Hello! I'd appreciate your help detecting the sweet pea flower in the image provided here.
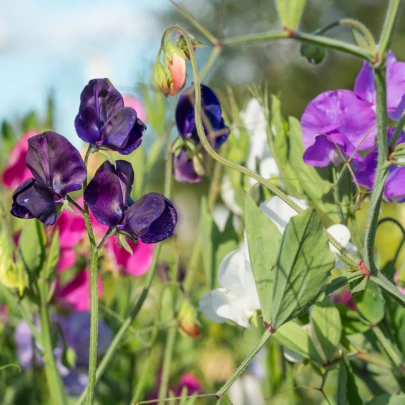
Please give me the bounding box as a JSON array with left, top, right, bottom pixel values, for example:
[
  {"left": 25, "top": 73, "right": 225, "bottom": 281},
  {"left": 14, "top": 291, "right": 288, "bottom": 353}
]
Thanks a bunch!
[
  {"left": 84, "top": 160, "right": 177, "bottom": 243},
  {"left": 354, "top": 128, "right": 405, "bottom": 202},
  {"left": 2, "top": 130, "right": 38, "bottom": 189},
  {"left": 199, "top": 248, "right": 260, "bottom": 328},
  {"left": 75, "top": 78, "right": 146, "bottom": 155},
  {"left": 15, "top": 312, "right": 112, "bottom": 396},
  {"left": 105, "top": 236, "right": 154, "bottom": 277},
  {"left": 168, "top": 52, "right": 187, "bottom": 96},
  {"left": 173, "top": 85, "right": 230, "bottom": 183},
  {"left": 301, "top": 50, "right": 405, "bottom": 168},
  {"left": 55, "top": 269, "right": 103, "bottom": 312},
  {"left": 229, "top": 374, "right": 265, "bottom": 405},
  {"left": 11, "top": 132, "right": 86, "bottom": 225},
  {"left": 174, "top": 373, "right": 202, "bottom": 397}
]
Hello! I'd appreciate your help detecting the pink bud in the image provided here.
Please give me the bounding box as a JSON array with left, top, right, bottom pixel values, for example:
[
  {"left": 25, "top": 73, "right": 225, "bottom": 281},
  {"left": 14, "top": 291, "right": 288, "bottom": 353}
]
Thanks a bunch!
[{"left": 168, "top": 52, "right": 187, "bottom": 96}]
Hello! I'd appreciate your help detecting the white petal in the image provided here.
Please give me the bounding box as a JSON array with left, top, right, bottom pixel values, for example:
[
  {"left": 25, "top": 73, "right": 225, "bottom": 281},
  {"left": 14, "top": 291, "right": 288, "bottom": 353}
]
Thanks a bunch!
[
  {"left": 259, "top": 157, "right": 280, "bottom": 179},
  {"left": 218, "top": 249, "right": 247, "bottom": 296},
  {"left": 327, "top": 224, "right": 351, "bottom": 253},
  {"left": 212, "top": 204, "right": 230, "bottom": 232},
  {"left": 199, "top": 289, "right": 228, "bottom": 324},
  {"left": 221, "top": 176, "right": 243, "bottom": 216},
  {"left": 259, "top": 196, "right": 308, "bottom": 233},
  {"left": 283, "top": 348, "right": 304, "bottom": 363},
  {"left": 229, "top": 375, "right": 265, "bottom": 405}
]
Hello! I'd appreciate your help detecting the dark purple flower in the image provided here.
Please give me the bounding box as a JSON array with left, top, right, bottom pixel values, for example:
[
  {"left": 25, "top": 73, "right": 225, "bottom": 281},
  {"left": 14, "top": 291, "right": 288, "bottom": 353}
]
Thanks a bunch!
[
  {"left": 75, "top": 78, "right": 146, "bottom": 155},
  {"left": 84, "top": 160, "right": 177, "bottom": 243},
  {"left": 15, "top": 312, "right": 112, "bottom": 396},
  {"left": 11, "top": 132, "right": 86, "bottom": 225},
  {"left": 354, "top": 128, "right": 405, "bottom": 202},
  {"left": 173, "top": 85, "right": 230, "bottom": 183},
  {"left": 301, "top": 50, "right": 405, "bottom": 167}
]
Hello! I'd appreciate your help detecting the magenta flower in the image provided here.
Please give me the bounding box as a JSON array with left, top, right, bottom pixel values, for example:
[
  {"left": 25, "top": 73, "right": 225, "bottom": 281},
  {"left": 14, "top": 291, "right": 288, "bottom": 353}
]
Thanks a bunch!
[
  {"left": 75, "top": 79, "right": 146, "bottom": 155},
  {"left": 301, "top": 50, "right": 405, "bottom": 167},
  {"left": 84, "top": 160, "right": 177, "bottom": 244},
  {"left": 2, "top": 130, "right": 38, "bottom": 189},
  {"left": 174, "top": 373, "right": 202, "bottom": 396},
  {"left": 354, "top": 128, "right": 405, "bottom": 202},
  {"left": 123, "top": 94, "right": 147, "bottom": 122},
  {"left": 55, "top": 269, "right": 103, "bottom": 312},
  {"left": 105, "top": 236, "right": 155, "bottom": 277},
  {"left": 173, "top": 84, "right": 230, "bottom": 183},
  {"left": 10, "top": 132, "right": 87, "bottom": 225}
]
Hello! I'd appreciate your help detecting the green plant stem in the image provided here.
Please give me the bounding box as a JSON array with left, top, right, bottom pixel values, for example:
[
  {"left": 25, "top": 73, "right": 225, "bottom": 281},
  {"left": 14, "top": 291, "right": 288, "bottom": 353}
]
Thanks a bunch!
[
  {"left": 168, "top": 24, "right": 358, "bottom": 267},
  {"left": 216, "top": 329, "right": 273, "bottom": 402},
  {"left": 363, "top": 69, "right": 389, "bottom": 274},
  {"left": 377, "top": 0, "right": 403, "bottom": 66},
  {"left": 222, "top": 30, "right": 374, "bottom": 61},
  {"left": 370, "top": 271, "right": 405, "bottom": 305},
  {"left": 199, "top": 46, "right": 222, "bottom": 82},
  {"left": 77, "top": 117, "right": 174, "bottom": 405},
  {"left": 38, "top": 281, "right": 67, "bottom": 405},
  {"left": 389, "top": 113, "right": 405, "bottom": 147},
  {"left": 339, "top": 19, "right": 376, "bottom": 51}
]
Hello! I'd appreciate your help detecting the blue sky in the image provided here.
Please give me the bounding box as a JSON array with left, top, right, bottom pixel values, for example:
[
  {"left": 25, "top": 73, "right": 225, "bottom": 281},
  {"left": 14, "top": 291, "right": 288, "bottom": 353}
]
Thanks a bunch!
[{"left": 0, "top": 0, "right": 169, "bottom": 145}]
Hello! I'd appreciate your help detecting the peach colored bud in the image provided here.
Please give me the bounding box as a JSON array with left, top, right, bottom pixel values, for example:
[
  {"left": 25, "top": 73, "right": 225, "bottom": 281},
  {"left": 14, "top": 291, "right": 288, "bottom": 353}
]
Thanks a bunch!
[
  {"left": 154, "top": 62, "right": 171, "bottom": 97},
  {"left": 168, "top": 52, "right": 186, "bottom": 96}
]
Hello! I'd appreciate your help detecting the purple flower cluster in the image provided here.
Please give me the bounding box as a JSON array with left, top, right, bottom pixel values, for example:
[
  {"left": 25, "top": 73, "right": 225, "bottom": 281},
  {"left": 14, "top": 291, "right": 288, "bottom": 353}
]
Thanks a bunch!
[
  {"left": 301, "top": 51, "right": 405, "bottom": 201},
  {"left": 173, "top": 84, "right": 230, "bottom": 183},
  {"left": 10, "top": 78, "right": 177, "bottom": 243}
]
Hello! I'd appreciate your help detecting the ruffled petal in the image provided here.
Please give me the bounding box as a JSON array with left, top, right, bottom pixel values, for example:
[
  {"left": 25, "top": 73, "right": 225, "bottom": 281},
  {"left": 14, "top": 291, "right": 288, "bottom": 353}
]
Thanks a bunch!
[
  {"left": 118, "top": 192, "right": 177, "bottom": 243},
  {"left": 301, "top": 90, "right": 376, "bottom": 153},
  {"left": 119, "top": 118, "right": 146, "bottom": 155},
  {"left": 11, "top": 179, "right": 57, "bottom": 225},
  {"left": 259, "top": 196, "right": 308, "bottom": 233},
  {"left": 99, "top": 107, "right": 136, "bottom": 150},
  {"left": 74, "top": 78, "right": 124, "bottom": 144},
  {"left": 354, "top": 61, "right": 375, "bottom": 105},
  {"left": 26, "top": 132, "right": 86, "bottom": 195},
  {"left": 84, "top": 161, "right": 126, "bottom": 226},
  {"left": 386, "top": 51, "right": 405, "bottom": 121}
]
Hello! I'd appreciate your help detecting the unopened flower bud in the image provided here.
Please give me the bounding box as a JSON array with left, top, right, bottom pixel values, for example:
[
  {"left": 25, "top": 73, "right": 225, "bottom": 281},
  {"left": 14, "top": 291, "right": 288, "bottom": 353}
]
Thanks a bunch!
[
  {"left": 178, "top": 300, "right": 201, "bottom": 339},
  {"left": 176, "top": 34, "right": 204, "bottom": 60},
  {"left": 168, "top": 52, "right": 187, "bottom": 96},
  {"left": 154, "top": 61, "right": 171, "bottom": 97},
  {"left": 62, "top": 346, "right": 77, "bottom": 369}
]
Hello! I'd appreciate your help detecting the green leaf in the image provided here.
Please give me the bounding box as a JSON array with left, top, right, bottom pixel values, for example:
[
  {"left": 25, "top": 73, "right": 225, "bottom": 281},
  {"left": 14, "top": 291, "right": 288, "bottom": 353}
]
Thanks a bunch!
[
  {"left": 355, "top": 282, "right": 385, "bottom": 325},
  {"left": 309, "top": 298, "right": 342, "bottom": 363},
  {"left": 22, "top": 111, "right": 39, "bottom": 132},
  {"left": 336, "top": 304, "right": 369, "bottom": 335},
  {"left": 352, "top": 29, "right": 373, "bottom": 53},
  {"left": 300, "top": 43, "right": 327, "bottom": 65},
  {"left": 273, "top": 321, "right": 311, "bottom": 360},
  {"left": 271, "top": 209, "right": 335, "bottom": 328},
  {"left": 338, "top": 355, "right": 362, "bottom": 405},
  {"left": 270, "top": 95, "right": 288, "bottom": 165},
  {"left": 44, "top": 230, "right": 60, "bottom": 280},
  {"left": 288, "top": 117, "right": 340, "bottom": 222},
  {"left": 118, "top": 233, "right": 133, "bottom": 255},
  {"left": 98, "top": 149, "right": 116, "bottom": 169},
  {"left": 1, "top": 121, "right": 15, "bottom": 142},
  {"left": 244, "top": 191, "right": 282, "bottom": 323},
  {"left": 18, "top": 220, "right": 46, "bottom": 275},
  {"left": 275, "top": 0, "right": 307, "bottom": 31},
  {"left": 366, "top": 394, "right": 405, "bottom": 405}
]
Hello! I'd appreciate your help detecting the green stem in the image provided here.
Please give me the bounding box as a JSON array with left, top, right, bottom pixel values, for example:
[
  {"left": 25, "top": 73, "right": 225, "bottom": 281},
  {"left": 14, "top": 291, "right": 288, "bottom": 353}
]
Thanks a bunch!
[
  {"left": 339, "top": 18, "right": 376, "bottom": 52},
  {"left": 389, "top": 113, "right": 405, "bottom": 147},
  {"left": 38, "top": 281, "right": 67, "bottom": 405},
  {"left": 370, "top": 271, "right": 405, "bottom": 306},
  {"left": 167, "top": 24, "right": 358, "bottom": 266},
  {"left": 363, "top": 69, "right": 389, "bottom": 273},
  {"left": 222, "top": 30, "right": 374, "bottom": 61},
  {"left": 377, "top": 0, "right": 403, "bottom": 66},
  {"left": 199, "top": 46, "right": 222, "bottom": 82},
  {"left": 216, "top": 329, "right": 273, "bottom": 402}
]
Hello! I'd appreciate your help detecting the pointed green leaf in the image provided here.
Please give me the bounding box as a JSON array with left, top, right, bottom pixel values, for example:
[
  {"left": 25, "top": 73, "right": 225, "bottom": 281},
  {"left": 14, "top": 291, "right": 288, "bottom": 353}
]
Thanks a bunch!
[
  {"left": 22, "top": 111, "right": 39, "bottom": 132},
  {"left": 288, "top": 117, "right": 341, "bottom": 222},
  {"left": 273, "top": 321, "right": 311, "bottom": 360},
  {"left": 336, "top": 304, "right": 369, "bottom": 335},
  {"left": 118, "top": 233, "right": 133, "bottom": 255},
  {"left": 44, "top": 230, "right": 60, "bottom": 280},
  {"left": 244, "top": 191, "right": 282, "bottom": 323},
  {"left": 338, "top": 355, "right": 362, "bottom": 405},
  {"left": 366, "top": 394, "right": 405, "bottom": 405},
  {"left": 271, "top": 209, "right": 335, "bottom": 328},
  {"left": 275, "top": 0, "right": 307, "bottom": 31},
  {"left": 18, "top": 220, "right": 46, "bottom": 275},
  {"left": 309, "top": 298, "right": 342, "bottom": 363},
  {"left": 355, "top": 282, "right": 385, "bottom": 325},
  {"left": 270, "top": 95, "right": 288, "bottom": 165}
]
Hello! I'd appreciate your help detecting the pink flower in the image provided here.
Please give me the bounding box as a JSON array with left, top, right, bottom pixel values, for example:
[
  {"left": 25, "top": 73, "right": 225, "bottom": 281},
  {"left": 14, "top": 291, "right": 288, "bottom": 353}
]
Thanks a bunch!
[
  {"left": 105, "top": 236, "right": 154, "bottom": 277},
  {"left": 55, "top": 269, "right": 103, "bottom": 312},
  {"left": 2, "top": 130, "right": 38, "bottom": 188},
  {"left": 174, "top": 373, "right": 202, "bottom": 396},
  {"left": 123, "top": 95, "right": 147, "bottom": 122},
  {"left": 168, "top": 53, "right": 187, "bottom": 96},
  {"left": 331, "top": 290, "right": 357, "bottom": 312}
]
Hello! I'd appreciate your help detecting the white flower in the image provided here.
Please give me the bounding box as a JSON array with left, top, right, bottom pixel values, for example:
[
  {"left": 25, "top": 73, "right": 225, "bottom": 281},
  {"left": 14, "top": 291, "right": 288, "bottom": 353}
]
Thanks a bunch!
[
  {"left": 220, "top": 175, "right": 243, "bottom": 216},
  {"left": 199, "top": 249, "right": 260, "bottom": 328}
]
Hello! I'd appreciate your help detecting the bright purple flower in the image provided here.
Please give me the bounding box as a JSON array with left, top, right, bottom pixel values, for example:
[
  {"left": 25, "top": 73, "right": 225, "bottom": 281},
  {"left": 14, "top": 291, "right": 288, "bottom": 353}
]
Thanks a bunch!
[
  {"left": 173, "top": 85, "right": 230, "bottom": 183},
  {"left": 84, "top": 160, "right": 177, "bottom": 243},
  {"left": 2, "top": 131, "right": 38, "bottom": 189},
  {"left": 105, "top": 236, "right": 155, "bottom": 277},
  {"left": 15, "top": 312, "right": 112, "bottom": 396},
  {"left": 354, "top": 128, "right": 405, "bottom": 202},
  {"left": 174, "top": 373, "right": 202, "bottom": 396},
  {"left": 301, "top": 90, "right": 376, "bottom": 167},
  {"left": 10, "top": 132, "right": 87, "bottom": 225},
  {"left": 355, "top": 51, "right": 405, "bottom": 121},
  {"left": 75, "top": 78, "right": 146, "bottom": 155}
]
